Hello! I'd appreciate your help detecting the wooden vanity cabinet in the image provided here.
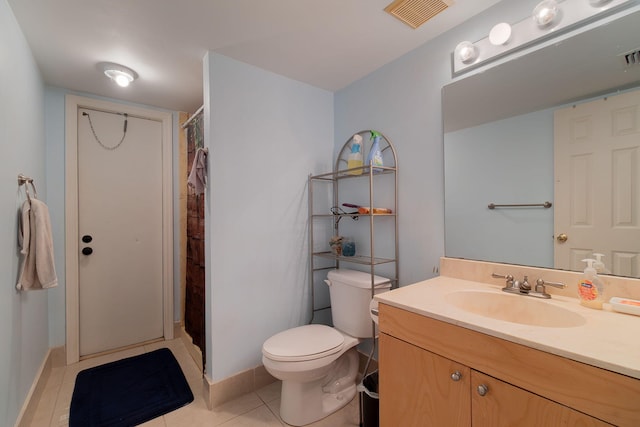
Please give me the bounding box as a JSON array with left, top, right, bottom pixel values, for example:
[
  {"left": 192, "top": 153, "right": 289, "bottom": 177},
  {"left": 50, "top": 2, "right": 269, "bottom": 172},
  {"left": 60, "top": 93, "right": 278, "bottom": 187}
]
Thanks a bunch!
[
  {"left": 379, "top": 303, "right": 640, "bottom": 426},
  {"left": 380, "top": 334, "right": 610, "bottom": 427},
  {"left": 379, "top": 333, "right": 471, "bottom": 426},
  {"left": 470, "top": 371, "right": 611, "bottom": 427}
]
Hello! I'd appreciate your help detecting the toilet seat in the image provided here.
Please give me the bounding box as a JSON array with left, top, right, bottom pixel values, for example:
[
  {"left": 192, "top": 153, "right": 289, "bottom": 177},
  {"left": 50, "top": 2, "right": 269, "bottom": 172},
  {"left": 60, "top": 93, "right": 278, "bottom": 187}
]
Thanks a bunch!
[{"left": 262, "top": 324, "right": 344, "bottom": 362}]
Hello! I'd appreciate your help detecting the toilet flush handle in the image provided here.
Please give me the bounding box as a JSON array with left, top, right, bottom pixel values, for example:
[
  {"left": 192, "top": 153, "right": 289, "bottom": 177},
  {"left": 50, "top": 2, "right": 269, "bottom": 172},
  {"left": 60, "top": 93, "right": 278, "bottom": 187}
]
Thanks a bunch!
[{"left": 324, "top": 280, "right": 332, "bottom": 287}]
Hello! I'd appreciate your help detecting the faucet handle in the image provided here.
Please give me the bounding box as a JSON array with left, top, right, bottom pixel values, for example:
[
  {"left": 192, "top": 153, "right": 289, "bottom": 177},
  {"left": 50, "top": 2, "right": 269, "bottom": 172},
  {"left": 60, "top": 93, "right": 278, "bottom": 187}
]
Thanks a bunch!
[
  {"left": 535, "top": 278, "right": 566, "bottom": 295},
  {"left": 520, "top": 275, "right": 531, "bottom": 291},
  {"left": 492, "top": 273, "right": 516, "bottom": 290},
  {"left": 492, "top": 273, "right": 514, "bottom": 283},
  {"left": 535, "top": 278, "right": 566, "bottom": 290}
]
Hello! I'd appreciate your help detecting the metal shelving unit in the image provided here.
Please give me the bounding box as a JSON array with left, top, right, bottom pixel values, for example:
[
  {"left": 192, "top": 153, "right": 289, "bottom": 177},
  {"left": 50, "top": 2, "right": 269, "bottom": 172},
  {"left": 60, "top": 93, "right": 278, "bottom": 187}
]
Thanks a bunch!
[{"left": 308, "top": 130, "right": 399, "bottom": 325}]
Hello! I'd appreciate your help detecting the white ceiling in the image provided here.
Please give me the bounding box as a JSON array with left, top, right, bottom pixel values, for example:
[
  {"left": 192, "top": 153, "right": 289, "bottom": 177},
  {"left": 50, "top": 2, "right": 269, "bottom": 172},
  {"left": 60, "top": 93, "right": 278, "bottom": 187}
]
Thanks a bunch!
[{"left": 8, "top": 0, "right": 502, "bottom": 112}]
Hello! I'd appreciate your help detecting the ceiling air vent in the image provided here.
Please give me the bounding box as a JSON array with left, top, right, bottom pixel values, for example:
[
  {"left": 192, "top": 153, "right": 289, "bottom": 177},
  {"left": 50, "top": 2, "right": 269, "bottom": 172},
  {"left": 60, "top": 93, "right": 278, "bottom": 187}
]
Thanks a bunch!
[
  {"left": 384, "top": 0, "right": 454, "bottom": 29},
  {"left": 621, "top": 48, "right": 640, "bottom": 66}
]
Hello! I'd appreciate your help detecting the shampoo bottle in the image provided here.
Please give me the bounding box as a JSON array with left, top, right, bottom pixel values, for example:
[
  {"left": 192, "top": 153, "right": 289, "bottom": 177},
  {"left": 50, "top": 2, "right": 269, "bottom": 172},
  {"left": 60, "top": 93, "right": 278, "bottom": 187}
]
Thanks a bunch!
[
  {"left": 367, "top": 130, "right": 384, "bottom": 173},
  {"left": 578, "top": 259, "right": 605, "bottom": 309},
  {"left": 347, "top": 134, "right": 363, "bottom": 175}
]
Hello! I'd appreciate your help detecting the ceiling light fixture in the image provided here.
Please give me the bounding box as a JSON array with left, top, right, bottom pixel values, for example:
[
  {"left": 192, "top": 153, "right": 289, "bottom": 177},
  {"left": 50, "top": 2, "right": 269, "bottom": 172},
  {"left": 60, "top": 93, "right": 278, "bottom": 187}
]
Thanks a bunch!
[{"left": 100, "top": 62, "right": 138, "bottom": 87}]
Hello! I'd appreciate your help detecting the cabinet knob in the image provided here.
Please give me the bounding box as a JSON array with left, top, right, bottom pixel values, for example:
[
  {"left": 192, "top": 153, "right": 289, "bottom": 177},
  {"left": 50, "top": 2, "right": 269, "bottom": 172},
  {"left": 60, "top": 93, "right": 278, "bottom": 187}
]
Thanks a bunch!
[
  {"left": 450, "top": 371, "right": 462, "bottom": 381},
  {"left": 477, "top": 384, "right": 489, "bottom": 396}
]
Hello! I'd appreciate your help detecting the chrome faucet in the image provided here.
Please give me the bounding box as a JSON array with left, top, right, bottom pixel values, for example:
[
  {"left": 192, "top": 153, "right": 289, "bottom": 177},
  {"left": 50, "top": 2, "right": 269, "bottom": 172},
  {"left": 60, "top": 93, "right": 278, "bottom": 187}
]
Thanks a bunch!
[
  {"left": 492, "top": 273, "right": 565, "bottom": 299},
  {"left": 492, "top": 273, "right": 522, "bottom": 294}
]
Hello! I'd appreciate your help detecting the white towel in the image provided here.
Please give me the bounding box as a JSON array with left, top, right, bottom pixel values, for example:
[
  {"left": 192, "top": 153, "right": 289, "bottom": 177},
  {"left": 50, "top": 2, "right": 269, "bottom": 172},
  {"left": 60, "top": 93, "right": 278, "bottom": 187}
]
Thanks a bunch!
[
  {"left": 17, "top": 198, "right": 58, "bottom": 290},
  {"left": 187, "top": 147, "right": 208, "bottom": 195}
]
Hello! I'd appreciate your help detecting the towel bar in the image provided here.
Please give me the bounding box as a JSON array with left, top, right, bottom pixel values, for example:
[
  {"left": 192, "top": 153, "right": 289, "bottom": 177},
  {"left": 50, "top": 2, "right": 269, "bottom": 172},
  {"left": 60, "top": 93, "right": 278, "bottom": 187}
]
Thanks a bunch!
[{"left": 488, "top": 201, "right": 552, "bottom": 209}]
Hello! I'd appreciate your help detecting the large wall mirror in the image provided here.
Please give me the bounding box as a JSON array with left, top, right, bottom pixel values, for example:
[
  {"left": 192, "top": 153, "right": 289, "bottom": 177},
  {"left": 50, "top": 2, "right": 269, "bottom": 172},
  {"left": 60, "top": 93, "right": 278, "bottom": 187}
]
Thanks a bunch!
[{"left": 443, "top": 8, "right": 640, "bottom": 278}]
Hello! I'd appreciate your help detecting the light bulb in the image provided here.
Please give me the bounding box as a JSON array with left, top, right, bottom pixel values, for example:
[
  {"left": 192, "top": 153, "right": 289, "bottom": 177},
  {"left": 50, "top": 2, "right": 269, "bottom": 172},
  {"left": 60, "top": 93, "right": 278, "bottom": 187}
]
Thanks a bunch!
[
  {"left": 455, "top": 41, "right": 478, "bottom": 64},
  {"left": 114, "top": 74, "right": 131, "bottom": 87},
  {"left": 533, "top": 0, "right": 559, "bottom": 28}
]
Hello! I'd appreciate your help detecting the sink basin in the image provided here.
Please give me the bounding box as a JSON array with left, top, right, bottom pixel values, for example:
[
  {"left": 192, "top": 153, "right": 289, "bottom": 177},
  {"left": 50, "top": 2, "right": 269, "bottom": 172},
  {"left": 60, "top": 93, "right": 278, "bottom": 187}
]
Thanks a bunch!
[{"left": 444, "top": 290, "right": 586, "bottom": 328}]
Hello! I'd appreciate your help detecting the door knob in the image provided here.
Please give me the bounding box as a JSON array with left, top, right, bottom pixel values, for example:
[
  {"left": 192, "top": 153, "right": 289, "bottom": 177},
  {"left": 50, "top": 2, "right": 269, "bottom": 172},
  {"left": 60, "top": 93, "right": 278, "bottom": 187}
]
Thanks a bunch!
[
  {"left": 477, "top": 384, "right": 489, "bottom": 396},
  {"left": 82, "top": 235, "right": 93, "bottom": 243},
  {"left": 82, "top": 247, "right": 93, "bottom": 256},
  {"left": 556, "top": 233, "right": 568, "bottom": 243}
]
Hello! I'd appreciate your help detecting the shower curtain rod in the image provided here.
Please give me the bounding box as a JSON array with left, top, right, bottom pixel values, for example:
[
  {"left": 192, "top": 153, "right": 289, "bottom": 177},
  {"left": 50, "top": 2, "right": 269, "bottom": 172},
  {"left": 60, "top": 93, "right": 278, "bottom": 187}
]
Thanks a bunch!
[{"left": 181, "top": 105, "right": 204, "bottom": 129}]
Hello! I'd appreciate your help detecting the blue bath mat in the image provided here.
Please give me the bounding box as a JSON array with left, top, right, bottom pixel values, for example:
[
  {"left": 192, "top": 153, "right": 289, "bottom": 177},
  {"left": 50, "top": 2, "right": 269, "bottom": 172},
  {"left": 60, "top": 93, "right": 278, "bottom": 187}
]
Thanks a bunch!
[{"left": 69, "top": 348, "right": 194, "bottom": 427}]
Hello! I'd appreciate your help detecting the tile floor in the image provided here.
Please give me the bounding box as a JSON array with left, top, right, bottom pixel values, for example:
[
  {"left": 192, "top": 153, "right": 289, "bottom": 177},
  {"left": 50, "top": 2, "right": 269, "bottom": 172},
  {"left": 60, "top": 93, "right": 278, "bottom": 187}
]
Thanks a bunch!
[{"left": 28, "top": 338, "right": 361, "bottom": 426}]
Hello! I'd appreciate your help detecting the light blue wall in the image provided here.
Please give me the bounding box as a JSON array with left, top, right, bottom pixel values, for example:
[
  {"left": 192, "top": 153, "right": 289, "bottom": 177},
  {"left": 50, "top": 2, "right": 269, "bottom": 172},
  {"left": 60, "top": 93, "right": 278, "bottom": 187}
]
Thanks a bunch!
[
  {"left": 204, "top": 53, "right": 334, "bottom": 380},
  {"left": 200, "top": 0, "right": 540, "bottom": 381},
  {"left": 334, "top": 47, "right": 447, "bottom": 285},
  {"left": 0, "top": 1, "right": 49, "bottom": 425},
  {"left": 334, "top": 0, "right": 534, "bottom": 285},
  {"left": 445, "top": 109, "right": 555, "bottom": 267}
]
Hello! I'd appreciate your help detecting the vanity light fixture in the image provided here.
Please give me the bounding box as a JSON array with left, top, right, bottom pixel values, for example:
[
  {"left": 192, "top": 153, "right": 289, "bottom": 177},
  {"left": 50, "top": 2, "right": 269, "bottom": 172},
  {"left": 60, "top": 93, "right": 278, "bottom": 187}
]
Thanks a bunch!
[
  {"left": 452, "top": 0, "right": 632, "bottom": 75},
  {"left": 455, "top": 41, "right": 478, "bottom": 63},
  {"left": 100, "top": 62, "right": 138, "bottom": 88},
  {"left": 533, "top": 0, "right": 560, "bottom": 28},
  {"left": 489, "top": 23, "right": 512, "bottom": 45}
]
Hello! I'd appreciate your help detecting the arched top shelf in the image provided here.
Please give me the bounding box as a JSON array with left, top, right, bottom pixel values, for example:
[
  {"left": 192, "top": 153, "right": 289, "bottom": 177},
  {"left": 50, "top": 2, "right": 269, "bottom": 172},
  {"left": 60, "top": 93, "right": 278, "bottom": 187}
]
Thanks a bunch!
[
  {"left": 334, "top": 130, "right": 397, "bottom": 176},
  {"left": 307, "top": 128, "right": 399, "bottom": 331}
]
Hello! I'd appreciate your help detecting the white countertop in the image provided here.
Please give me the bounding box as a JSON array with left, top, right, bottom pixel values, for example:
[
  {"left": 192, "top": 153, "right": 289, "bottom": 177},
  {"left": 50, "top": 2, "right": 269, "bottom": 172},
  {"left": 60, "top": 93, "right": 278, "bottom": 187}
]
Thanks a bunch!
[{"left": 375, "top": 276, "right": 640, "bottom": 379}]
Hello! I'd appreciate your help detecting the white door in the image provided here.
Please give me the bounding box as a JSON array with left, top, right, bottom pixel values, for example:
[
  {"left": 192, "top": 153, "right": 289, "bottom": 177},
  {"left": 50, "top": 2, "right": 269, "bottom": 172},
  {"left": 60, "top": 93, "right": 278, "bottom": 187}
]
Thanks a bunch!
[
  {"left": 554, "top": 89, "right": 640, "bottom": 277},
  {"left": 77, "top": 108, "right": 164, "bottom": 356}
]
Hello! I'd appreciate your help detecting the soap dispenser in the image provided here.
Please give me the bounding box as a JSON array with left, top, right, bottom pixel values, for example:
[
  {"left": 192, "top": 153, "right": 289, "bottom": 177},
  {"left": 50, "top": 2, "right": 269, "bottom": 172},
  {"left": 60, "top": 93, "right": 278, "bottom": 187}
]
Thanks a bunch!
[
  {"left": 578, "top": 259, "right": 605, "bottom": 309},
  {"left": 592, "top": 253, "right": 611, "bottom": 274}
]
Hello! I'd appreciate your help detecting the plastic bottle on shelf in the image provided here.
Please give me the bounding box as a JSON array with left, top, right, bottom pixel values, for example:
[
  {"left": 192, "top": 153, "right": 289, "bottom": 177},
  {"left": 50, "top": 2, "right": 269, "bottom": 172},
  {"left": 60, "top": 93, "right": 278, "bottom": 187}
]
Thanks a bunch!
[
  {"left": 341, "top": 238, "right": 356, "bottom": 256},
  {"left": 367, "top": 130, "right": 384, "bottom": 173},
  {"left": 578, "top": 259, "right": 605, "bottom": 310},
  {"left": 347, "top": 134, "right": 363, "bottom": 175},
  {"left": 592, "top": 253, "right": 611, "bottom": 274}
]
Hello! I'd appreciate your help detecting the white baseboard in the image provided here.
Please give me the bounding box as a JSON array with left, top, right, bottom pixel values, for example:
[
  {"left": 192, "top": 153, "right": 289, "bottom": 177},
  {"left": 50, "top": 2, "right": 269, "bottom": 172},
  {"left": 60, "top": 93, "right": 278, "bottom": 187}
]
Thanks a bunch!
[
  {"left": 178, "top": 324, "right": 204, "bottom": 372},
  {"left": 202, "top": 349, "right": 375, "bottom": 410},
  {"left": 203, "top": 364, "right": 276, "bottom": 409}
]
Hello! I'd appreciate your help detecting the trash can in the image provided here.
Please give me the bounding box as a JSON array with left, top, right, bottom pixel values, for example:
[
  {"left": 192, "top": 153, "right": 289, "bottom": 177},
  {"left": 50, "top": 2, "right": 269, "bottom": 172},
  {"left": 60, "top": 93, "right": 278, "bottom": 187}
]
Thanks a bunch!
[{"left": 358, "top": 371, "right": 379, "bottom": 427}]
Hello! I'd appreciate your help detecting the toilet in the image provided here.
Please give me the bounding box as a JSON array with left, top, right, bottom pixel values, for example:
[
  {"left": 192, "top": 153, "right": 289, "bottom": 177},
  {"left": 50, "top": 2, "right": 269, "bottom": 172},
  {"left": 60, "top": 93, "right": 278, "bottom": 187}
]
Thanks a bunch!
[{"left": 262, "top": 269, "right": 391, "bottom": 426}]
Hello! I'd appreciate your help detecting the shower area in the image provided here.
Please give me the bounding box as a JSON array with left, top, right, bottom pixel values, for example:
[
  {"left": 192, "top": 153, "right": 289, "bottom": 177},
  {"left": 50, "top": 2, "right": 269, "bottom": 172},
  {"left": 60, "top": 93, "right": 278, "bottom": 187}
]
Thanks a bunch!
[{"left": 181, "top": 108, "right": 206, "bottom": 371}]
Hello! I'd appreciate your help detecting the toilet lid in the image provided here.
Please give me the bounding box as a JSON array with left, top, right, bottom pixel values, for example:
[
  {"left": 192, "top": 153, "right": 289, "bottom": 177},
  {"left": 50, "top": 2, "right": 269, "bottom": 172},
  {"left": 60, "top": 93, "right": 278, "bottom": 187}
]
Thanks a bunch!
[{"left": 262, "top": 324, "right": 344, "bottom": 362}]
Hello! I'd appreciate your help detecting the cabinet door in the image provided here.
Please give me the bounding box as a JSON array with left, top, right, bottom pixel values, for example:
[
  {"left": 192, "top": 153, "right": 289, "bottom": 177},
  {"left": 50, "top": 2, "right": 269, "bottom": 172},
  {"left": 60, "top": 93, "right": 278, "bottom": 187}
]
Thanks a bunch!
[
  {"left": 379, "top": 333, "right": 471, "bottom": 427},
  {"left": 471, "top": 371, "right": 613, "bottom": 427}
]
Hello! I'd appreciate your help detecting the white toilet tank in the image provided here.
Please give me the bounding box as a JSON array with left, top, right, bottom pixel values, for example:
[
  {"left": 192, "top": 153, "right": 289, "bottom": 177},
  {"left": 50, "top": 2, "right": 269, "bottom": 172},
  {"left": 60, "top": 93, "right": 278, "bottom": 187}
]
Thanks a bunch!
[{"left": 325, "top": 269, "right": 392, "bottom": 338}]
